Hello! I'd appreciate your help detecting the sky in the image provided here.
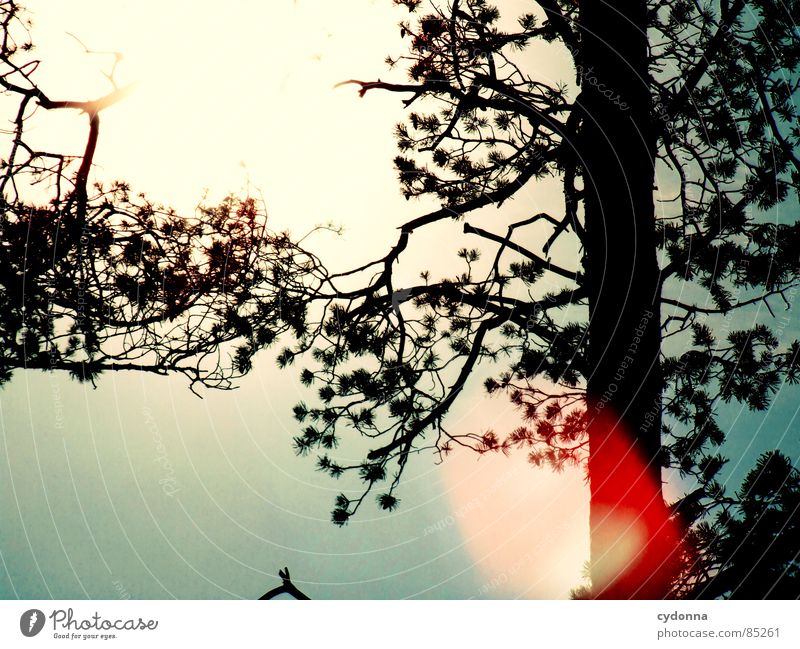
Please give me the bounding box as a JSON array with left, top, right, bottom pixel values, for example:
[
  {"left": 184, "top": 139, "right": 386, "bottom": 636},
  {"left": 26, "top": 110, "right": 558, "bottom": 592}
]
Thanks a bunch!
[
  {"left": 0, "top": 0, "right": 591, "bottom": 599},
  {"left": 0, "top": 0, "right": 797, "bottom": 601}
]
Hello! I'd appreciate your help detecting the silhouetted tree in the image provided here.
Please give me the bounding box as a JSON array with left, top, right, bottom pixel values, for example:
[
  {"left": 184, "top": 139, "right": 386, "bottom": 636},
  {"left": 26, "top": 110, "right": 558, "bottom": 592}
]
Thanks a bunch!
[
  {"left": 0, "top": 1, "right": 320, "bottom": 391},
  {"left": 678, "top": 450, "right": 800, "bottom": 598},
  {"left": 275, "top": 0, "right": 800, "bottom": 598},
  {"left": 3, "top": 0, "right": 798, "bottom": 600}
]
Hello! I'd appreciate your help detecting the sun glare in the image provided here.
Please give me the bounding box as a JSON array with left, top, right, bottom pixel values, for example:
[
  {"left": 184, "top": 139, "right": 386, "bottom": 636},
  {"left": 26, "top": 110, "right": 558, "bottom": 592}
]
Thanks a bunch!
[
  {"left": 20, "top": 1, "right": 409, "bottom": 252},
  {"left": 441, "top": 396, "right": 589, "bottom": 598}
]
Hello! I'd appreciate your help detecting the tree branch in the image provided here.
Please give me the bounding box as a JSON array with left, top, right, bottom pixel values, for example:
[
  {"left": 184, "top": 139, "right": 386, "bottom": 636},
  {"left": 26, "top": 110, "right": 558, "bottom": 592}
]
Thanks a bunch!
[
  {"left": 259, "top": 567, "right": 310, "bottom": 600},
  {"left": 367, "top": 316, "right": 504, "bottom": 460},
  {"left": 463, "top": 221, "right": 581, "bottom": 281}
]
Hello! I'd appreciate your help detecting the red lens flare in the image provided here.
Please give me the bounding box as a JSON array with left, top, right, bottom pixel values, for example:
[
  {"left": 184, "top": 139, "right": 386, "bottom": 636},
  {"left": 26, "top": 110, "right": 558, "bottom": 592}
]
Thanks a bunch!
[{"left": 588, "top": 407, "right": 681, "bottom": 598}]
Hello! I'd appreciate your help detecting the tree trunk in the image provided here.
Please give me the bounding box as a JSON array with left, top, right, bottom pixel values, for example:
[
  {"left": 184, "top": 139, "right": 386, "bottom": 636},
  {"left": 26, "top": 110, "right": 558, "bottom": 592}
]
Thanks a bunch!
[{"left": 578, "top": 1, "right": 676, "bottom": 598}]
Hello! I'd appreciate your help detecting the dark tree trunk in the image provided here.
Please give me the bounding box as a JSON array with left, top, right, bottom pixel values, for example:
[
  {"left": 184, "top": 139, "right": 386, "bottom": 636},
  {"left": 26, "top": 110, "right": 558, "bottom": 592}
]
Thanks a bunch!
[{"left": 578, "top": 1, "right": 676, "bottom": 598}]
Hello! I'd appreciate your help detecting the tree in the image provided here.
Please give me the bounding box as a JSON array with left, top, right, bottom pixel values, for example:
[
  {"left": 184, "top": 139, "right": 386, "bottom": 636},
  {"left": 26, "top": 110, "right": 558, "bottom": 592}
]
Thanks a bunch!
[
  {"left": 3, "top": 0, "right": 798, "bottom": 600},
  {"left": 276, "top": 0, "right": 800, "bottom": 598},
  {"left": 0, "top": 1, "right": 320, "bottom": 391},
  {"left": 681, "top": 450, "right": 800, "bottom": 598}
]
